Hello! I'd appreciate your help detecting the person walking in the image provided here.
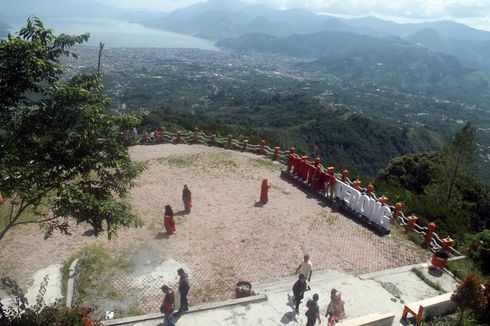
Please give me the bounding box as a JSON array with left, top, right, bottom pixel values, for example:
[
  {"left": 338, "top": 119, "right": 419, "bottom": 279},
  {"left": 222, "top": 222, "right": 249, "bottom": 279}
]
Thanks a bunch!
[
  {"left": 177, "top": 268, "right": 190, "bottom": 313},
  {"left": 292, "top": 274, "right": 308, "bottom": 314},
  {"left": 164, "top": 205, "right": 176, "bottom": 234},
  {"left": 182, "top": 185, "right": 192, "bottom": 213},
  {"left": 161, "top": 285, "right": 176, "bottom": 326},
  {"left": 295, "top": 254, "right": 313, "bottom": 284},
  {"left": 305, "top": 293, "right": 321, "bottom": 326}
]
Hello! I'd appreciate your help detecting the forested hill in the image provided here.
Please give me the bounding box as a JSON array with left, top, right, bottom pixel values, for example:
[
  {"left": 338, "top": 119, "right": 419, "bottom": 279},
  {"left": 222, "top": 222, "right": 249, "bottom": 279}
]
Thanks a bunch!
[
  {"left": 216, "top": 31, "right": 398, "bottom": 58},
  {"left": 305, "top": 43, "right": 490, "bottom": 106},
  {"left": 145, "top": 94, "right": 442, "bottom": 177},
  {"left": 218, "top": 32, "right": 490, "bottom": 107}
]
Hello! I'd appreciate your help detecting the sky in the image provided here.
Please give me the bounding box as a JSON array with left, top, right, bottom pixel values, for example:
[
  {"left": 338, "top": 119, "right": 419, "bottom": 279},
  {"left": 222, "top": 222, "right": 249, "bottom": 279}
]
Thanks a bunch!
[{"left": 95, "top": 0, "right": 490, "bottom": 31}]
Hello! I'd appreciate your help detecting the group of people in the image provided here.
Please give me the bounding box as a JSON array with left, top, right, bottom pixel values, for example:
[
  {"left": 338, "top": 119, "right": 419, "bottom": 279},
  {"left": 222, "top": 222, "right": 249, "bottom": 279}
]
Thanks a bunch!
[
  {"left": 163, "top": 185, "right": 192, "bottom": 234},
  {"left": 161, "top": 268, "right": 191, "bottom": 326},
  {"left": 293, "top": 255, "right": 345, "bottom": 326}
]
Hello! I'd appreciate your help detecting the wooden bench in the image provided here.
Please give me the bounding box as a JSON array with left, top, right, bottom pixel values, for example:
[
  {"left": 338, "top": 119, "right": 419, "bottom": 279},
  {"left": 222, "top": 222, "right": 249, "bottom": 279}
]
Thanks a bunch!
[
  {"left": 401, "top": 292, "right": 455, "bottom": 325},
  {"left": 337, "top": 312, "right": 395, "bottom": 326}
]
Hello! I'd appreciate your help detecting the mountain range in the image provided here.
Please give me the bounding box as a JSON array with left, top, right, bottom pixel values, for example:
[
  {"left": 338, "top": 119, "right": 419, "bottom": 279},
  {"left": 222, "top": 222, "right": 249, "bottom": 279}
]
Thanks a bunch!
[{"left": 141, "top": 0, "right": 490, "bottom": 73}]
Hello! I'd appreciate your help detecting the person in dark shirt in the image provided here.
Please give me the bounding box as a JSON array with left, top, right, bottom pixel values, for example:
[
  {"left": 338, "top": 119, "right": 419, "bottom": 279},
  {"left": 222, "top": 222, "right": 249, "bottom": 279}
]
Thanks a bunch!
[
  {"left": 182, "top": 185, "right": 192, "bottom": 213},
  {"left": 305, "top": 293, "right": 321, "bottom": 326},
  {"left": 177, "top": 268, "right": 190, "bottom": 313},
  {"left": 292, "top": 274, "right": 307, "bottom": 313}
]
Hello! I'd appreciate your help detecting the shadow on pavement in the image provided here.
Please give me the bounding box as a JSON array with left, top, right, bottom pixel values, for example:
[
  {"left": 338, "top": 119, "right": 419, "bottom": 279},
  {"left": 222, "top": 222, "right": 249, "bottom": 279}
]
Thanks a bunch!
[
  {"left": 154, "top": 232, "right": 174, "bottom": 240},
  {"left": 280, "top": 311, "right": 298, "bottom": 324}
]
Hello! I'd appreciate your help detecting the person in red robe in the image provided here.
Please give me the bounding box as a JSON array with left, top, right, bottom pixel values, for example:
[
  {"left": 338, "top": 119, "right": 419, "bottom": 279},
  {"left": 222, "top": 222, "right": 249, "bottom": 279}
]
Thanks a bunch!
[
  {"left": 164, "top": 205, "right": 176, "bottom": 233},
  {"left": 260, "top": 179, "right": 271, "bottom": 204}
]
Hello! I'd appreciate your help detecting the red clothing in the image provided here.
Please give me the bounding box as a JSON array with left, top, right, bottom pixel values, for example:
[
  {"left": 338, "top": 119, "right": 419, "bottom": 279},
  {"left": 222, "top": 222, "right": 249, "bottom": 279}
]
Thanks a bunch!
[
  {"left": 164, "top": 214, "right": 176, "bottom": 233},
  {"left": 260, "top": 179, "right": 271, "bottom": 204},
  {"left": 306, "top": 163, "right": 316, "bottom": 184},
  {"left": 288, "top": 154, "right": 298, "bottom": 172},
  {"left": 312, "top": 167, "right": 321, "bottom": 190}
]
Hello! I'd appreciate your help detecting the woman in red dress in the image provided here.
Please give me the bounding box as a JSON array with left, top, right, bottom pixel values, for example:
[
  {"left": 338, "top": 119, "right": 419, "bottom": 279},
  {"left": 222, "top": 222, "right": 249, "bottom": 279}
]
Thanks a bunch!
[{"left": 164, "top": 205, "right": 176, "bottom": 233}]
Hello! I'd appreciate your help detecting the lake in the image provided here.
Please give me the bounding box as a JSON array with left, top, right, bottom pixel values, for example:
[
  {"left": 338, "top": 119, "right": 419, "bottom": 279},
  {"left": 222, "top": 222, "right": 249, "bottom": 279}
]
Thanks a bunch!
[{"left": 8, "top": 17, "right": 219, "bottom": 50}]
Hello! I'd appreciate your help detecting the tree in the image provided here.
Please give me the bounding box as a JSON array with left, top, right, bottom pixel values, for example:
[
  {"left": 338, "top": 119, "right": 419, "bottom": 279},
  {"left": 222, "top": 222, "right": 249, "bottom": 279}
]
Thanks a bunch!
[
  {"left": 0, "top": 17, "right": 145, "bottom": 240},
  {"left": 451, "top": 273, "right": 486, "bottom": 326},
  {"left": 440, "top": 122, "right": 478, "bottom": 206}
]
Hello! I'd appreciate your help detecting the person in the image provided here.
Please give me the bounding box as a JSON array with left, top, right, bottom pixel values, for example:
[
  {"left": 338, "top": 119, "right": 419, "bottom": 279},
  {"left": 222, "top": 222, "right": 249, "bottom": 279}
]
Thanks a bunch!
[
  {"left": 260, "top": 178, "right": 271, "bottom": 204},
  {"left": 164, "top": 205, "right": 176, "bottom": 234},
  {"left": 305, "top": 293, "right": 321, "bottom": 326},
  {"left": 295, "top": 254, "right": 313, "bottom": 283},
  {"left": 161, "top": 285, "right": 176, "bottom": 326},
  {"left": 182, "top": 185, "right": 192, "bottom": 213},
  {"left": 326, "top": 289, "right": 345, "bottom": 325},
  {"left": 177, "top": 268, "right": 190, "bottom": 313},
  {"left": 292, "top": 274, "right": 308, "bottom": 314}
]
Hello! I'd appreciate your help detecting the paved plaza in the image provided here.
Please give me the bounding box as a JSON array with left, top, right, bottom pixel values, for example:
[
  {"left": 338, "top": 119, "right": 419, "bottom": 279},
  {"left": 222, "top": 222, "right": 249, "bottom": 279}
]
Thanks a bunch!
[{"left": 0, "top": 144, "right": 431, "bottom": 316}]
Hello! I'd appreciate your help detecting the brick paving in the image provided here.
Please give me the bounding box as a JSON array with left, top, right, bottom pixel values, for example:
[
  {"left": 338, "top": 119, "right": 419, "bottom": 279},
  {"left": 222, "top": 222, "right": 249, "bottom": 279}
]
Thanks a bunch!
[{"left": 0, "top": 144, "right": 430, "bottom": 314}]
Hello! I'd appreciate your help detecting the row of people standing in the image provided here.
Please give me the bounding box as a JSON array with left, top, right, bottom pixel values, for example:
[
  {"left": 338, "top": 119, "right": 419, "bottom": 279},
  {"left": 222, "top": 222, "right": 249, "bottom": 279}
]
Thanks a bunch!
[{"left": 163, "top": 185, "right": 192, "bottom": 234}]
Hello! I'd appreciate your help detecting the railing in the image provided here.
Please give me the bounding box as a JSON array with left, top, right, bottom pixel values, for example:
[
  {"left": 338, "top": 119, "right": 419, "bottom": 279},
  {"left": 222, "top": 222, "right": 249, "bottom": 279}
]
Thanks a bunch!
[{"left": 127, "top": 127, "right": 462, "bottom": 257}]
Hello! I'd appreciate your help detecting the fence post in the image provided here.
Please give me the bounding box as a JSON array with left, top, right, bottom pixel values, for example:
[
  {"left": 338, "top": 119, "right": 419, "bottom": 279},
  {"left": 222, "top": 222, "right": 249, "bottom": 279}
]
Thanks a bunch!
[
  {"left": 393, "top": 202, "right": 402, "bottom": 219},
  {"left": 274, "top": 146, "right": 281, "bottom": 160},
  {"left": 314, "top": 156, "right": 321, "bottom": 167},
  {"left": 177, "top": 131, "right": 181, "bottom": 142},
  {"left": 159, "top": 126, "right": 165, "bottom": 142},
  {"left": 379, "top": 195, "right": 389, "bottom": 206},
  {"left": 143, "top": 130, "right": 148, "bottom": 143},
  {"left": 243, "top": 139, "right": 249, "bottom": 152},
  {"left": 287, "top": 148, "right": 296, "bottom": 172},
  {"left": 194, "top": 127, "right": 199, "bottom": 143},
  {"left": 424, "top": 222, "right": 436, "bottom": 244},
  {"left": 342, "top": 169, "right": 349, "bottom": 182},
  {"left": 0, "top": 193, "right": 3, "bottom": 205},
  {"left": 406, "top": 215, "right": 418, "bottom": 231},
  {"left": 441, "top": 237, "right": 454, "bottom": 252},
  {"left": 211, "top": 134, "right": 216, "bottom": 145},
  {"left": 260, "top": 140, "right": 266, "bottom": 154},
  {"left": 367, "top": 183, "right": 374, "bottom": 198},
  {"left": 227, "top": 135, "right": 232, "bottom": 149},
  {"left": 353, "top": 179, "right": 362, "bottom": 190}
]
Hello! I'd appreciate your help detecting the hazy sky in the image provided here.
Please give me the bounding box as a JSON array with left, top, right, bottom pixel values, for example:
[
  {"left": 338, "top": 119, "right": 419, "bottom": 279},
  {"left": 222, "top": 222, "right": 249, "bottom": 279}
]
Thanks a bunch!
[{"left": 96, "top": 0, "right": 490, "bottom": 31}]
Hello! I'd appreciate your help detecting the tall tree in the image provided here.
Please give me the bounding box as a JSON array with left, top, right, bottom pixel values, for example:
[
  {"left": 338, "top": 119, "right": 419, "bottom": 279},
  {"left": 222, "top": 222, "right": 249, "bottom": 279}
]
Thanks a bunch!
[
  {"left": 0, "top": 17, "right": 144, "bottom": 240},
  {"left": 442, "top": 122, "right": 478, "bottom": 205}
]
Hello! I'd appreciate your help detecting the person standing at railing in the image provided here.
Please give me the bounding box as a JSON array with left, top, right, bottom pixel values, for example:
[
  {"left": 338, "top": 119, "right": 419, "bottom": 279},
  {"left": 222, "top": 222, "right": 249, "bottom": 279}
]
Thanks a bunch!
[
  {"left": 260, "top": 179, "right": 272, "bottom": 204},
  {"left": 182, "top": 185, "right": 192, "bottom": 214}
]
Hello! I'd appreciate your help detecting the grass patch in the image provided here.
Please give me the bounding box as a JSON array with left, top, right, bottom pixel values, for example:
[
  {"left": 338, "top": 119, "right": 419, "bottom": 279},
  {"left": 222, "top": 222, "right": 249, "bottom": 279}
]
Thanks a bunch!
[
  {"left": 411, "top": 267, "right": 445, "bottom": 293},
  {"left": 208, "top": 153, "right": 237, "bottom": 171},
  {"left": 62, "top": 244, "right": 133, "bottom": 305},
  {"left": 447, "top": 258, "right": 488, "bottom": 281},
  {"left": 117, "top": 306, "right": 146, "bottom": 318},
  {"left": 158, "top": 154, "right": 202, "bottom": 168},
  {"left": 248, "top": 158, "right": 281, "bottom": 171}
]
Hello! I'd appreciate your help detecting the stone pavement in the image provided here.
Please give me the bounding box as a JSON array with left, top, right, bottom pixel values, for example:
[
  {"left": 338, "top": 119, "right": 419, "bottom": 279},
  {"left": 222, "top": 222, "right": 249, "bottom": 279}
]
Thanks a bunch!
[
  {"left": 0, "top": 144, "right": 432, "bottom": 315},
  {"left": 112, "top": 264, "right": 459, "bottom": 326}
]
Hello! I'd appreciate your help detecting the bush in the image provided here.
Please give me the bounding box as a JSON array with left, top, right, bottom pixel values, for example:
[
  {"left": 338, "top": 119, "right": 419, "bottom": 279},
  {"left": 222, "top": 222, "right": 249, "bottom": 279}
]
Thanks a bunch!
[{"left": 465, "top": 230, "right": 490, "bottom": 273}]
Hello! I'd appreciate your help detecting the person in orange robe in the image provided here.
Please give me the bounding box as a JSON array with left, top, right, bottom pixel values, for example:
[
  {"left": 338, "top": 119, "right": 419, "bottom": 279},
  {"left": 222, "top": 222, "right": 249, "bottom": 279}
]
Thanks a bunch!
[
  {"left": 164, "top": 205, "right": 176, "bottom": 233},
  {"left": 260, "top": 179, "right": 271, "bottom": 204}
]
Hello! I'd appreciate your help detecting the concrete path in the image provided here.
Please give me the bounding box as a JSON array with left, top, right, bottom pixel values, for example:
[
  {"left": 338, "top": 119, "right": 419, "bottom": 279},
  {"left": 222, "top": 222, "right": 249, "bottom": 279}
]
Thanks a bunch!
[{"left": 109, "top": 264, "right": 459, "bottom": 326}]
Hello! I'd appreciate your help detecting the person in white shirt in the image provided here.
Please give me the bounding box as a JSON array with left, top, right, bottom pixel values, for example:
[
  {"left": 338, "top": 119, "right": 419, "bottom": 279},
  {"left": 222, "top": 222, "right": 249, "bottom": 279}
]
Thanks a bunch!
[{"left": 295, "top": 254, "right": 313, "bottom": 282}]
